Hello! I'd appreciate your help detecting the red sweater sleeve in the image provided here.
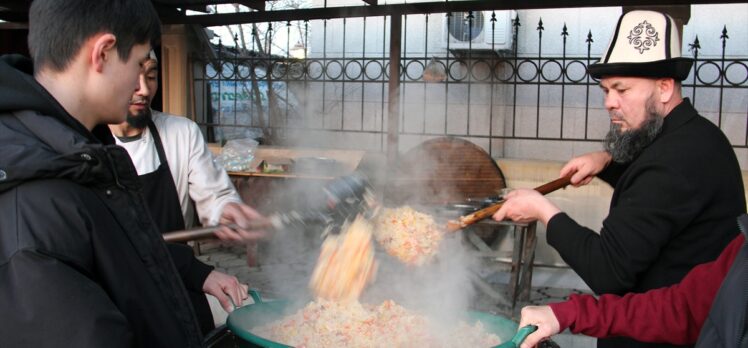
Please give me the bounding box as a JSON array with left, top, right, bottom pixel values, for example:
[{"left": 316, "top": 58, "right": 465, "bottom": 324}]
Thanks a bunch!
[{"left": 549, "top": 234, "right": 744, "bottom": 345}]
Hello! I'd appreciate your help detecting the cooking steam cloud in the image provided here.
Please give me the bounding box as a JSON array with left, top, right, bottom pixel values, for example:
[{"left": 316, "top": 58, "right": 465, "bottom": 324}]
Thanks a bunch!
[{"left": 250, "top": 133, "right": 487, "bottom": 335}]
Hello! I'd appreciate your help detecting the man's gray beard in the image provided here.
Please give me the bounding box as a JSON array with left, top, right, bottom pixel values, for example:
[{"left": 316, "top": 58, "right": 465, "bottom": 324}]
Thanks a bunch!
[
  {"left": 126, "top": 108, "right": 152, "bottom": 129},
  {"left": 603, "top": 101, "right": 664, "bottom": 164}
]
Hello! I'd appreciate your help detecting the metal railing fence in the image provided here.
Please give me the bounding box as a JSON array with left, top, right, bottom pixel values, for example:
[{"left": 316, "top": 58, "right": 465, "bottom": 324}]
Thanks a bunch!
[{"left": 191, "top": 11, "right": 748, "bottom": 155}]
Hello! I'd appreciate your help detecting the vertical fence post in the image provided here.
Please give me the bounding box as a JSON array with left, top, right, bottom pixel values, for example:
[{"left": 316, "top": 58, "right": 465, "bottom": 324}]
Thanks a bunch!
[
  {"left": 361, "top": 16, "right": 367, "bottom": 132},
  {"left": 511, "top": 14, "right": 520, "bottom": 137},
  {"left": 718, "top": 26, "right": 729, "bottom": 129},
  {"left": 303, "top": 20, "right": 309, "bottom": 128},
  {"left": 266, "top": 23, "right": 274, "bottom": 135},
  {"left": 388, "top": 12, "right": 402, "bottom": 168},
  {"left": 285, "top": 20, "right": 291, "bottom": 127},
  {"left": 208, "top": 39, "right": 223, "bottom": 143},
  {"left": 535, "top": 18, "right": 544, "bottom": 138},
  {"left": 380, "top": 16, "right": 388, "bottom": 151},
  {"left": 422, "top": 14, "right": 429, "bottom": 133},
  {"left": 560, "top": 23, "right": 568, "bottom": 139},
  {"left": 401, "top": 14, "right": 408, "bottom": 132},
  {"left": 688, "top": 36, "right": 700, "bottom": 104},
  {"left": 444, "top": 11, "right": 451, "bottom": 134},
  {"left": 466, "top": 11, "right": 474, "bottom": 135},
  {"left": 584, "top": 30, "right": 593, "bottom": 140},
  {"left": 489, "top": 11, "right": 496, "bottom": 156},
  {"left": 322, "top": 18, "right": 328, "bottom": 128},
  {"left": 232, "top": 34, "right": 239, "bottom": 129},
  {"left": 342, "top": 17, "right": 347, "bottom": 129}
]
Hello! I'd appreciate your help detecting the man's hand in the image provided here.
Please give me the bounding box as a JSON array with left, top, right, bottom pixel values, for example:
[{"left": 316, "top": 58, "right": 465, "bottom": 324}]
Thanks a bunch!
[
  {"left": 560, "top": 151, "right": 612, "bottom": 187},
  {"left": 202, "top": 270, "right": 249, "bottom": 312},
  {"left": 518, "top": 306, "right": 561, "bottom": 348},
  {"left": 214, "top": 202, "right": 268, "bottom": 242},
  {"left": 492, "top": 189, "right": 561, "bottom": 225}
]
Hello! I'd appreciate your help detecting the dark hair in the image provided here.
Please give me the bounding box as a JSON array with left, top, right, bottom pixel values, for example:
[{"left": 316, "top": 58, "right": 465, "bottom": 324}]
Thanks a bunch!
[{"left": 28, "top": 0, "right": 161, "bottom": 72}]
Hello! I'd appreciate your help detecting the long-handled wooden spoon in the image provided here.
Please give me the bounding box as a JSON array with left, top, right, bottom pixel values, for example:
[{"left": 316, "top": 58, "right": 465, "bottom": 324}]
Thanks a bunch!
[{"left": 446, "top": 175, "right": 573, "bottom": 232}]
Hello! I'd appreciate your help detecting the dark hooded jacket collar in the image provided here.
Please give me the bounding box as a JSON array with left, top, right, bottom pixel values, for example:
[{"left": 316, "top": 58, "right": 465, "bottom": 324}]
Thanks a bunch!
[
  {"left": 0, "top": 54, "right": 137, "bottom": 193},
  {"left": 0, "top": 54, "right": 115, "bottom": 143}
]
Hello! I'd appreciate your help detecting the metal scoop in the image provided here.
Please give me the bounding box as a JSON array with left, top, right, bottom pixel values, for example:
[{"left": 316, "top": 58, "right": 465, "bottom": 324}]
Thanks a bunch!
[{"left": 162, "top": 172, "right": 374, "bottom": 243}]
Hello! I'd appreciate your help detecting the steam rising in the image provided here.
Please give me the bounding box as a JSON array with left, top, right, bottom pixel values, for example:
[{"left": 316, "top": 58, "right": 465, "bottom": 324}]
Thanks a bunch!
[
  {"left": 254, "top": 174, "right": 481, "bottom": 334},
  {"left": 363, "top": 232, "right": 478, "bottom": 327},
  {"left": 249, "top": 101, "right": 484, "bottom": 336}
]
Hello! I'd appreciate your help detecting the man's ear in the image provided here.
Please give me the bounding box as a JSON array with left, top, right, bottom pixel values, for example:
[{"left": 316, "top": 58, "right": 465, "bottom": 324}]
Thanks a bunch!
[
  {"left": 90, "top": 33, "right": 118, "bottom": 73},
  {"left": 656, "top": 78, "right": 675, "bottom": 103}
]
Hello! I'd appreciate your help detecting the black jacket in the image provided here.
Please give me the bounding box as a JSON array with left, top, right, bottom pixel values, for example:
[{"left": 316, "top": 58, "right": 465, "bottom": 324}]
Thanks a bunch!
[
  {"left": 695, "top": 214, "right": 748, "bottom": 348},
  {"left": 547, "top": 99, "right": 745, "bottom": 348},
  {"left": 0, "top": 55, "right": 203, "bottom": 347}
]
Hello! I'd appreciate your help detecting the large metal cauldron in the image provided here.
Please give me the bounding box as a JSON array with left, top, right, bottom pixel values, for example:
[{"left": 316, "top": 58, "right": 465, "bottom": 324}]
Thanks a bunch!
[{"left": 225, "top": 290, "right": 536, "bottom": 348}]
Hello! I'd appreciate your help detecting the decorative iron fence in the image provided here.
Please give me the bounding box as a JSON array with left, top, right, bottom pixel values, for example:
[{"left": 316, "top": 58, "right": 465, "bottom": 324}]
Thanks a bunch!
[{"left": 191, "top": 10, "right": 748, "bottom": 159}]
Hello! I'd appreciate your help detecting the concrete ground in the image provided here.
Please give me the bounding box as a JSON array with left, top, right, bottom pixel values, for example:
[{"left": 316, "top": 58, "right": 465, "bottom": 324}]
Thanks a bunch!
[{"left": 195, "top": 228, "right": 597, "bottom": 348}]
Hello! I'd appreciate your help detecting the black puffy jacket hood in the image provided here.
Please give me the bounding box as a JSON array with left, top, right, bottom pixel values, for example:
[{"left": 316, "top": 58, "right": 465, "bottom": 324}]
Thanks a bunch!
[
  {"left": 0, "top": 55, "right": 205, "bottom": 347},
  {"left": 0, "top": 54, "right": 135, "bottom": 193}
]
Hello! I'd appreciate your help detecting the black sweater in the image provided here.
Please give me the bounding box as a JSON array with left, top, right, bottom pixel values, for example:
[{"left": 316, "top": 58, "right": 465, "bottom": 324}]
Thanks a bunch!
[{"left": 547, "top": 99, "right": 745, "bottom": 348}]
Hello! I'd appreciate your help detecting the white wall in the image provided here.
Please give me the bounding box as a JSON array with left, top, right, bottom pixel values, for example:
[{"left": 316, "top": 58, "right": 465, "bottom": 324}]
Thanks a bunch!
[
  {"left": 307, "top": 4, "right": 746, "bottom": 58},
  {"left": 684, "top": 4, "right": 748, "bottom": 58}
]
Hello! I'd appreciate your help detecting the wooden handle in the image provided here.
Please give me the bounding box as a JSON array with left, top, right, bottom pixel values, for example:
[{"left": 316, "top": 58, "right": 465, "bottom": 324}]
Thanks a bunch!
[
  {"left": 446, "top": 175, "right": 573, "bottom": 232},
  {"left": 532, "top": 174, "right": 574, "bottom": 195},
  {"left": 162, "top": 219, "right": 273, "bottom": 243},
  {"left": 162, "top": 223, "right": 236, "bottom": 243}
]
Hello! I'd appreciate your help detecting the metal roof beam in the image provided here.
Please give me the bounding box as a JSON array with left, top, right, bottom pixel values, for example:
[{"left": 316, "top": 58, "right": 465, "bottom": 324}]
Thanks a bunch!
[
  {"left": 160, "top": 0, "right": 745, "bottom": 26},
  {"left": 153, "top": 0, "right": 266, "bottom": 11},
  {"left": 0, "top": 11, "right": 27, "bottom": 23},
  {"left": 0, "top": 0, "right": 31, "bottom": 12},
  {"left": 0, "top": 0, "right": 31, "bottom": 22},
  {"left": 237, "top": 0, "right": 266, "bottom": 11}
]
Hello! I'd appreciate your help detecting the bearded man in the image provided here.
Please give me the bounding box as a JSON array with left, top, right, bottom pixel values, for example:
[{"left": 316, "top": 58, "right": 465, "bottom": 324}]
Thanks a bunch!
[
  {"left": 109, "top": 53, "right": 267, "bottom": 335},
  {"left": 492, "top": 10, "right": 745, "bottom": 348}
]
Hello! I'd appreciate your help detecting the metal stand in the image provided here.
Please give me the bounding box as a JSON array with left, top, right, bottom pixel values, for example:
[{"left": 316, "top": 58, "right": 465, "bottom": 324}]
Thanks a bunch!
[{"left": 467, "top": 219, "right": 538, "bottom": 316}]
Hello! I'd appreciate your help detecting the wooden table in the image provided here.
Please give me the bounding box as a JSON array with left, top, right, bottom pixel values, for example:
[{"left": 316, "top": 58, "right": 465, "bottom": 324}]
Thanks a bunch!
[
  {"left": 223, "top": 146, "right": 365, "bottom": 266},
  {"left": 226, "top": 146, "right": 365, "bottom": 211}
]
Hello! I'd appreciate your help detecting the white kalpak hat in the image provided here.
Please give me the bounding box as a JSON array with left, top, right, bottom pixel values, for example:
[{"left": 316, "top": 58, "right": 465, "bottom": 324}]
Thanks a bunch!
[{"left": 588, "top": 10, "right": 693, "bottom": 81}]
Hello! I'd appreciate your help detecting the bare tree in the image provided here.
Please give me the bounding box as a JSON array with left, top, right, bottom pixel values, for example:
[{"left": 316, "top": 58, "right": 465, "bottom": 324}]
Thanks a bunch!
[{"left": 215, "top": 1, "right": 309, "bottom": 144}]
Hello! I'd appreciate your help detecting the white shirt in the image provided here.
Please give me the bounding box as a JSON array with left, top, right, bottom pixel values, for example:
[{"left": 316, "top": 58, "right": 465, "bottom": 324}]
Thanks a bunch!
[{"left": 115, "top": 110, "right": 242, "bottom": 227}]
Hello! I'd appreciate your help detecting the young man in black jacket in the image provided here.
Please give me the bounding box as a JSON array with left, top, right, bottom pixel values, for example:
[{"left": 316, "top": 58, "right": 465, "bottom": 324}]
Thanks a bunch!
[
  {"left": 0, "top": 0, "right": 204, "bottom": 346},
  {"left": 493, "top": 10, "right": 746, "bottom": 348}
]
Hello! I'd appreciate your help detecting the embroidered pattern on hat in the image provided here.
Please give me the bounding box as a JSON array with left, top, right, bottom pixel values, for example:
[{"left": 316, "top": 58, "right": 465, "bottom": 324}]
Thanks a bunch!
[{"left": 627, "top": 20, "right": 659, "bottom": 54}]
